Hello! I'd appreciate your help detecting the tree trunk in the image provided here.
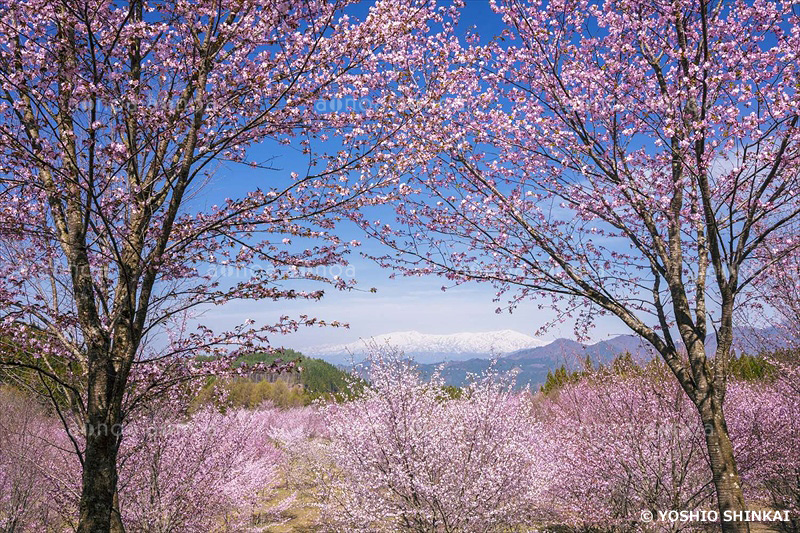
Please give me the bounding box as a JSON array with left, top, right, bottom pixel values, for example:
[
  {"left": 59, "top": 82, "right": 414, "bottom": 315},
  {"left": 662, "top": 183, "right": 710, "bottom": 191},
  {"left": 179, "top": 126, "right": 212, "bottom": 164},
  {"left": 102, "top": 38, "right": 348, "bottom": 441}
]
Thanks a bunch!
[
  {"left": 77, "top": 352, "right": 124, "bottom": 533},
  {"left": 77, "top": 416, "right": 121, "bottom": 532},
  {"left": 700, "top": 396, "right": 750, "bottom": 533}
]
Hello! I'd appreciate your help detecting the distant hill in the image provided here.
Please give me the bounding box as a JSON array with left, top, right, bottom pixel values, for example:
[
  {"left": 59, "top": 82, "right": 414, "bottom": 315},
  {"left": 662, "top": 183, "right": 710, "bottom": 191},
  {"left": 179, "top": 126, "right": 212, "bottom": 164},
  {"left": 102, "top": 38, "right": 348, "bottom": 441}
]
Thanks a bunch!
[
  {"left": 505, "top": 335, "right": 657, "bottom": 365},
  {"left": 359, "top": 328, "right": 783, "bottom": 389},
  {"left": 235, "top": 349, "right": 354, "bottom": 399},
  {"left": 410, "top": 335, "right": 657, "bottom": 388}
]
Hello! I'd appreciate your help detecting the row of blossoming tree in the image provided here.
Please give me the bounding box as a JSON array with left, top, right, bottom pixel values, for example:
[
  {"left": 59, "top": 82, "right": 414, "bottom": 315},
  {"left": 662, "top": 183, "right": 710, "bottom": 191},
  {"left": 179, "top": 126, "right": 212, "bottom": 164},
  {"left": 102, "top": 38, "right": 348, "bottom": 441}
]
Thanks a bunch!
[
  {"left": 2, "top": 350, "right": 799, "bottom": 531},
  {"left": 1, "top": 0, "right": 799, "bottom": 531}
]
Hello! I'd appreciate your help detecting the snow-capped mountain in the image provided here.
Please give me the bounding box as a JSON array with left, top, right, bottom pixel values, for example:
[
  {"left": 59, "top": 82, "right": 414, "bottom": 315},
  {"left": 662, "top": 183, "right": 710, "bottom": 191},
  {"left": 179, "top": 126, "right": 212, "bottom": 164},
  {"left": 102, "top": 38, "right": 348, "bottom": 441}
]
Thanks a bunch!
[{"left": 308, "top": 329, "right": 547, "bottom": 364}]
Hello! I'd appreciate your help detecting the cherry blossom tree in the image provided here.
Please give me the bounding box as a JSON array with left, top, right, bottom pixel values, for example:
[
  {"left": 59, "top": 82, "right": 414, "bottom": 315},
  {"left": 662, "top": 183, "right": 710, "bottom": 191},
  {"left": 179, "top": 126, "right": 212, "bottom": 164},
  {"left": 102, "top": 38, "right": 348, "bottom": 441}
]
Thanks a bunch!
[
  {"left": 742, "top": 224, "right": 800, "bottom": 350},
  {"left": 537, "top": 364, "right": 715, "bottom": 531},
  {"left": 0, "top": 382, "right": 332, "bottom": 531},
  {"left": 727, "top": 368, "right": 800, "bottom": 529},
  {"left": 534, "top": 362, "right": 800, "bottom": 532},
  {"left": 118, "top": 405, "right": 291, "bottom": 532},
  {"left": 0, "top": 386, "right": 80, "bottom": 531},
  {"left": 0, "top": 0, "right": 446, "bottom": 530},
  {"left": 317, "top": 348, "right": 546, "bottom": 532},
  {"left": 350, "top": 1, "right": 800, "bottom": 530}
]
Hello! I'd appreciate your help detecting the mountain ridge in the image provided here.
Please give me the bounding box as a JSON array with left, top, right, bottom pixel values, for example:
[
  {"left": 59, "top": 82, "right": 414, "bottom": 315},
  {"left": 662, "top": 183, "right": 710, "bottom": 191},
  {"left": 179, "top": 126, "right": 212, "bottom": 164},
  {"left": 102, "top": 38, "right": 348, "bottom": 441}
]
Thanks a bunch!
[
  {"left": 308, "top": 329, "right": 548, "bottom": 364},
  {"left": 313, "top": 326, "right": 783, "bottom": 388},
  {"left": 414, "top": 334, "right": 658, "bottom": 387}
]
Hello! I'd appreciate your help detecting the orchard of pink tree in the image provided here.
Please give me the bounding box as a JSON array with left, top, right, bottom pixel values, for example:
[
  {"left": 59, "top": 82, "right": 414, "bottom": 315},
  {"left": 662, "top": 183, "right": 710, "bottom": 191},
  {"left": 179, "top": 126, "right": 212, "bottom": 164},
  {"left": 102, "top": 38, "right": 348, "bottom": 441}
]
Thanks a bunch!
[
  {"left": 318, "top": 350, "right": 546, "bottom": 531},
  {"left": 1, "top": 0, "right": 799, "bottom": 531},
  {"left": 2, "top": 350, "right": 800, "bottom": 531}
]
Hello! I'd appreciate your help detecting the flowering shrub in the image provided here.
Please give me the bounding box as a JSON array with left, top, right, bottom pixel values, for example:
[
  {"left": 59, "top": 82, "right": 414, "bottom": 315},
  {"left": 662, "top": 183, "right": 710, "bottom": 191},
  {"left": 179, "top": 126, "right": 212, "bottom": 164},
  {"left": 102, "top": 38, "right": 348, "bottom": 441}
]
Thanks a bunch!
[
  {"left": 0, "top": 388, "right": 307, "bottom": 532},
  {"left": 317, "top": 351, "right": 545, "bottom": 532},
  {"left": 534, "top": 364, "right": 714, "bottom": 532},
  {"left": 118, "top": 405, "right": 294, "bottom": 532},
  {"left": 0, "top": 386, "right": 79, "bottom": 531},
  {"left": 728, "top": 368, "right": 800, "bottom": 531}
]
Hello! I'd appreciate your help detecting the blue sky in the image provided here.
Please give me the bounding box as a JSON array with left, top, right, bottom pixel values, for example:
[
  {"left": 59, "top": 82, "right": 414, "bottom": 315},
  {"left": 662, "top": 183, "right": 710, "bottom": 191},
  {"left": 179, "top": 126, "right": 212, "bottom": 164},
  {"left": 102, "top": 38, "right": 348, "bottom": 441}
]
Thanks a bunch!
[{"left": 197, "top": 1, "right": 632, "bottom": 353}]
